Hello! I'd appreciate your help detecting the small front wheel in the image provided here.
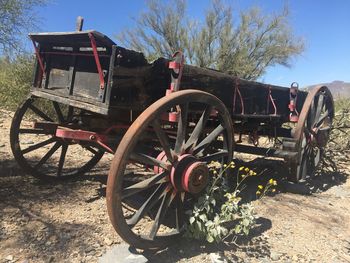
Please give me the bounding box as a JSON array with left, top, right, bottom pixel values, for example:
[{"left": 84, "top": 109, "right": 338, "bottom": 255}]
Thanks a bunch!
[{"left": 10, "top": 96, "right": 104, "bottom": 180}]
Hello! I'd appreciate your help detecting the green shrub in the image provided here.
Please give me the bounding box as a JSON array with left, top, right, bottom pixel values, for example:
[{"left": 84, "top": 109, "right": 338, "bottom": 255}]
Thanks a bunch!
[
  {"left": 0, "top": 55, "right": 34, "bottom": 110},
  {"left": 185, "top": 162, "right": 276, "bottom": 243}
]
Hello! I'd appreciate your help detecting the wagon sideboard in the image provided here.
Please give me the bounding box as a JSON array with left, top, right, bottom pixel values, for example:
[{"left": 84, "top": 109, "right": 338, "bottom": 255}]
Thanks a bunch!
[{"left": 29, "top": 30, "right": 307, "bottom": 120}]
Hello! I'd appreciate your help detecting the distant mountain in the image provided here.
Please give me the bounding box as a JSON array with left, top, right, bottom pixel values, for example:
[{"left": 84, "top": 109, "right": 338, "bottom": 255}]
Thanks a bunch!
[{"left": 304, "top": 81, "right": 350, "bottom": 98}]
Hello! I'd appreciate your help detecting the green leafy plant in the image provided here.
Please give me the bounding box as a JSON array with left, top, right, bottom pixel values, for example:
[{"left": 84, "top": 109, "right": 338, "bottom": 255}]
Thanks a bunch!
[{"left": 185, "top": 162, "right": 276, "bottom": 243}]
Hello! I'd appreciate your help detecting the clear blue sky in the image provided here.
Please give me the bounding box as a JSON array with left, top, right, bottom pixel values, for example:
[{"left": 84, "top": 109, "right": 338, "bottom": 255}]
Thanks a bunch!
[{"left": 33, "top": 0, "right": 350, "bottom": 87}]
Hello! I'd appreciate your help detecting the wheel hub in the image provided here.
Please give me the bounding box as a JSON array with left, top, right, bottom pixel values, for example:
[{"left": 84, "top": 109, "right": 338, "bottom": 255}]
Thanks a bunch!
[{"left": 170, "top": 154, "right": 209, "bottom": 194}]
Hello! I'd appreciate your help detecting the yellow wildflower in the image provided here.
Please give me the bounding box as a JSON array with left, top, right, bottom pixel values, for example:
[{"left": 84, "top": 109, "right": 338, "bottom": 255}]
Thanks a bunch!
[
  {"left": 258, "top": 185, "right": 263, "bottom": 190},
  {"left": 268, "top": 179, "right": 274, "bottom": 185},
  {"left": 244, "top": 167, "right": 250, "bottom": 172},
  {"left": 239, "top": 166, "right": 244, "bottom": 171},
  {"left": 256, "top": 191, "right": 261, "bottom": 195},
  {"left": 213, "top": 170, "right": 217, "bottom": 175},
  {"left": 223, "top": 164, "right": 227, "bottom": 168},
  {"left": 272, "top": 189, "right": 276, "bottom": 193}
]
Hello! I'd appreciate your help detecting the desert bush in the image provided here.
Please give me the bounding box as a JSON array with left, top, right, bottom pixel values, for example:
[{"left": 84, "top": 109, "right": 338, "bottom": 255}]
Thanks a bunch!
[
  {"left": 321, "top": 98, "right": 350, "bottom": 171},
  {"left": 0, "top": 55, "right": 34, "bottom": 110},
  {"left": 185, "top": 162, "right": 276, "bottom": 243}
]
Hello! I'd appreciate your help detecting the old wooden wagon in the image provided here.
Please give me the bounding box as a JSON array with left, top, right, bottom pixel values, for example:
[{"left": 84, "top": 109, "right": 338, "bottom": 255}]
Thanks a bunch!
[{"left": 10, "top": 19, "right": 334, "bottom": 249}]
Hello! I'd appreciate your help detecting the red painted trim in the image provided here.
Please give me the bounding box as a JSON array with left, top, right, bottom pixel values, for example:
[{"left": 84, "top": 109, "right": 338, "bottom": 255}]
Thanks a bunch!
[
  {"left": 233, "top": 78, "right": 244, "bottom": 114},
  {"left": 268, "top": 86, "right": 277, "bottom": 115},
  {"left": 88, "top": 32, "right": 105, "bottom": 90},
  {"left": 168, "top": 61, "right": 181, "bottom": 69},
  {"left": 41, "top": 51, "right": 110, "bottom": 58},
  {"left": 32, "top": 40, "right": 45, "bottom": 87}
]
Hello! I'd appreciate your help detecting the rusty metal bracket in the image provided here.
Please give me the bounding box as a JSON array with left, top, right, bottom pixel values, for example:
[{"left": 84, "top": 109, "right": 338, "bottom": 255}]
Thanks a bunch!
[
  {"left": 88, "top": 32, "right": 105, "bottom": 90},
  {"left": 289, "top": 82, "right": 299, "bottom": 122}
]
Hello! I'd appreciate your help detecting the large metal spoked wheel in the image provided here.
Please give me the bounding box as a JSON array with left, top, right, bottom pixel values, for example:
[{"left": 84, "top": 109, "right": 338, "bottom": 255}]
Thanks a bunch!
[
  {"left": 10, "top": 96, "right": 104, "bottom": 180},
  {"left": 289, "top": 86, "right": 334, "bottom": 182},
  {"left": 107, "top": 90, "right": 233, "bottom": 249}
]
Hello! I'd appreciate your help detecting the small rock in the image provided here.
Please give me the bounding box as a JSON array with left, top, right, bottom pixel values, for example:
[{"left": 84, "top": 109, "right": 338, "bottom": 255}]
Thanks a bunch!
[
  {"left": 99, "top": 244, "right": 148, "bottom": 263},
  {"left": 104, "top": 237, "right": 113, "bottom": 246},
  {"left": 270, "top": 252, "right": 282, "bottom": 261},
  {"left": 22, "top": 140, "right": 34, "bottom": 145},
  {"left": 209, "top": 252, "right": 228, "bottom": 263},
  {"left": 5, "top": 255, "right": 14, "bottom": 261}
]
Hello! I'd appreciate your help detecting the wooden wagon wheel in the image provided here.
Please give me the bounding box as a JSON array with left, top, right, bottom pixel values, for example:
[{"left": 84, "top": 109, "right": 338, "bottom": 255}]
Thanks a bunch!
[
  {"left": 106, "top": 90, "right": 233, "bottom": 249},
  {"left": 289, "top": 86, "right": 334, "bottom": 182},
  {"left": 10, "top": 96, "right": 104, "bottom": 180}
]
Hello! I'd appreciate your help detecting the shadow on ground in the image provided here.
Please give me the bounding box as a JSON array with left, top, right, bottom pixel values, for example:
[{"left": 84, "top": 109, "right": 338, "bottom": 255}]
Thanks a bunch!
[
  {"left": 1, "top": 154, "right": 348, "bottom": 262},
  {"left": 142, "top": 216, "right": 272, "bottom": 262}
]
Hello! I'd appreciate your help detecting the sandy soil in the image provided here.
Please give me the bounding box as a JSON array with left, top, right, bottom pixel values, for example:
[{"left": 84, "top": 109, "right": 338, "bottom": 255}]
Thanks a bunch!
[{"left": 1, "top": 108, "right": 349, "bottom": 263}]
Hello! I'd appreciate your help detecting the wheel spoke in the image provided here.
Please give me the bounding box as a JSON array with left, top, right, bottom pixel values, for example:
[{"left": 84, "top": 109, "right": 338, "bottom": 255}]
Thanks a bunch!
[
  {"left": 315, "top": 110, "right": 330, "bottom": 128},
  {"left": 52, "top": 101, "right": 65, "bottom": 123},
  {"left": 314, "top": 148, "right": 321, "bottom": 167},
  {"left": 185, "top": 106, "right": 213, "bottom": 150},
  {"left": 82, "top": 145, "right": 99, "bottom": 155},
  {"left": 18, "top": 128, "right": 55, "bottom": 135},
  {"left": 152, "top": 119, "right": 174, "bottom": 163},
  {"left": 193, "top": 124, "right": 224, "bottom": 154},
  {"left": 34, "top": 142, "right": 61, "bottom": 169},
  {"left": 175, "top": 194, "right": 184, "bottom": 232},
  {"left": 21, "top": 137, "right": 56, "bottom": 154},
  {"left": 122, "top": 171, "right": 169, "bottom": 199},
  {"left": 126, "top": 184, "right": 165, "bottom": 227},
  {"left": 199, "top": 150, "right": 228, "bottom": 163},
  {"left": 57, "top": 144, "right": 68, "bottom": 176},
  {"left": 66, "top": 106, "right": 74, "bottom": 122},
  {"left": 28, "top": 104, "right": 54, "bottom": 122},
  {"left": 308, "top": 147, "right": 315, "bottom": 174},
  {"left": 149, "top": 191, "right": 175, "bottom": 239},
  {"left": 174, "top": 103, "right": 189, "bottom": 154},
  {"left": 130, "top": 152, "right": 169, "bottom": 170},
  {"left": 308, "top": 98, "right": 316, "bottom": 129},
  {"left": 314, "top": 94, "right": 325, "bottom": 126}
]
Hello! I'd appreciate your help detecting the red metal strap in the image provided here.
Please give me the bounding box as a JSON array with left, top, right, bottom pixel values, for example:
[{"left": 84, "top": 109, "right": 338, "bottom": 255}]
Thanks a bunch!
[
  {"left": 32, "top": 40, "right": 45, "bottom": 77},
  {"left": 168, "top": 61, "right": 181, "bottom": 69},
  {"left": 233, "top": 78, "right": 244, "bottom": 114},
  {"left": 56, "top": 128, "right": 113, "bottom": 153},
  {"left": 268, "top": 86, "right": 277, "bottom": 115},
  {"left": 88, "top": 33, "right": 105, "bottom": 90}
]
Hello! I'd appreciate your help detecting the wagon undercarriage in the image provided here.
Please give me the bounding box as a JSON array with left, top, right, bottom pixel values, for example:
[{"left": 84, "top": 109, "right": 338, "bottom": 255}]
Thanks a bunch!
[{"left": 9, "top": 20, "right": 334, "bottom": 249}]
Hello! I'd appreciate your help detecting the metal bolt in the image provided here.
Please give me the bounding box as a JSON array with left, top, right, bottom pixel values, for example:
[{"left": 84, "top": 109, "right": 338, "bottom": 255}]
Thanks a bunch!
[{"left": 89, "top": 135, "right": 96, "bottom": 140}]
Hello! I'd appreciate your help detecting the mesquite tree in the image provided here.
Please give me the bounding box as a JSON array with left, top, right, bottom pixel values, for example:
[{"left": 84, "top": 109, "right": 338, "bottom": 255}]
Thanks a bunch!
[
  {"left": 118, "top": 0, "right": 304, "bottom": 80},
  {"left": 0, "top": 0, "right": 46, "bottom": 54}
]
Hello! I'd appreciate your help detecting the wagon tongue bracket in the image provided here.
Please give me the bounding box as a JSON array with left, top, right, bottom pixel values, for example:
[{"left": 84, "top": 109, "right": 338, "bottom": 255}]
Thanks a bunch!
[{"left": 55, "top": 128, "right": 114, "bottom": 153}]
